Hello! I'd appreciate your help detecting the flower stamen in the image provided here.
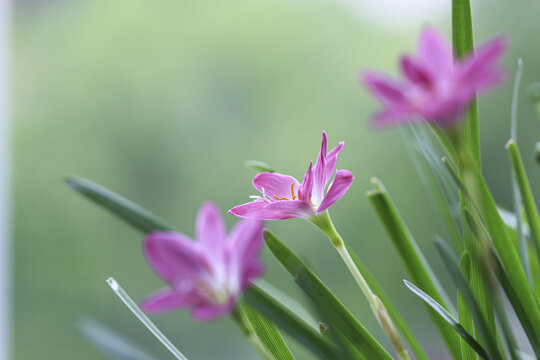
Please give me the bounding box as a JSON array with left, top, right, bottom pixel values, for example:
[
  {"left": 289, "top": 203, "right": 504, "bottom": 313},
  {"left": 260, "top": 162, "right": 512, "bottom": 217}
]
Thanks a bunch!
[
  {"left": 273, "top": 195, "right": 290, "bottom": 201},
  {"left": 273, "top": 182, "right": 297, "bottom": 201}
]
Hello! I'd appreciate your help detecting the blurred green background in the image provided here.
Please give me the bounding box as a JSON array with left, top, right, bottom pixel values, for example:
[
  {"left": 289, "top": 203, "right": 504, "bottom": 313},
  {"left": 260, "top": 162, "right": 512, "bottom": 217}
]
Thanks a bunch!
[{"left": 13, "top": 0, "right": 540, "bottom": 358}]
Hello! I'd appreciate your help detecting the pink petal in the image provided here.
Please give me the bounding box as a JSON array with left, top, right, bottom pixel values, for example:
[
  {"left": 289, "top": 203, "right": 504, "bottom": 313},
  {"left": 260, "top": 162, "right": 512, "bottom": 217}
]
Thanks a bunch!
[
  {"left": 312, "top": 132, "right": 328, "bottom": 205},
  {"left": 460, "top": 36, "right": 507, "bottom": 89},
  {"left": 400, "top": 55, "right": 434, "bottom": 88},
  {"left": 362, "top": 71, "right": 406, "bottom": 105},
  {"left": 371, "top": 108, "right": 416, "bottom": 128},
  {"left": 229, "top": 201, "right": 304, "bottom": 220},
  {"left": 317, "top": 169, "right": 354, "bottom": 213},
  {"left": 144, "top": 232, "right": 202, "bottom": 285},
  {"left": 195, "top": 202, "right": 226, "bottom": 263},
  {"left": 227, "top": 219, "right": 264, "bottom": 262},
  {"left": 325, "top": 142, "right": 345, "bottom": 184},
  {"left": 297, "top": 161, "right": 313, "bottom": 202},
  {"left": 418, "top": 28, "right": 453, "bottom": 76},
  {"left": 191, "top": 299, "right": 236, "bottom": 322},
  {"left": 253, "top": 172, "right": 300, "bottom": 201},
  {"left": 264, "top": 200, "right": 315, "bottom": 219},
  {"left": 141, "top": 288, "right": 199, "bottom": 313},
  {"left": 241, "top": 263, "right": 265, "bottom": 288}
]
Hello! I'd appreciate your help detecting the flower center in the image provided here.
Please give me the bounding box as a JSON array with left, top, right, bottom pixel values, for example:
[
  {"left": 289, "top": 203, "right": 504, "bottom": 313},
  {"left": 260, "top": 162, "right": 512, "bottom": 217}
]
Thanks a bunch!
[{"left": 273, "top": 182, "right": 297, "bottom": 201}]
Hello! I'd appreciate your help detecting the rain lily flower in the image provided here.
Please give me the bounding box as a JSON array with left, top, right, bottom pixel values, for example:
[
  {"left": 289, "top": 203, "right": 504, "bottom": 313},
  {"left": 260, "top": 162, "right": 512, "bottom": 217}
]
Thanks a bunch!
[
  {"left": 362, "top": 27, "right": 507, "bottom": 128},
  {"left": 141, "top": 202, "right": 264, "bottom": 321},
  {"left": 229, "top": 131, "right": 354, "bottom": 220}
]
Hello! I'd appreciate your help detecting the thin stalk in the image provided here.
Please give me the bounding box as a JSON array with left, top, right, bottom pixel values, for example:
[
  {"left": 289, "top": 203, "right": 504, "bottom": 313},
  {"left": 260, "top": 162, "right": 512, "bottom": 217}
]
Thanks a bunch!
[
  {"left": 106, "top": 277, "right": 188, "bottom": 360},
  {"left": 310, "top": 211, "right": 410, "bottom": 360},
  {"left": 232, "top": 307, "right": 275, "bottom": 360}
]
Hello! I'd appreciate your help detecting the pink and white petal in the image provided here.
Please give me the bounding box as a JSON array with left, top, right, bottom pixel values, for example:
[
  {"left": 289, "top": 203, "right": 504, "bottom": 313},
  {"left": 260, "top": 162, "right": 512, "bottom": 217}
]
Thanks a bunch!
[
  {"left": 371, "top": 108, "right": 416, "bottom": 128},
  {"left": 144, "top": 232, "right": 202, "bottom": 285},
  {"left": 196, "top": 202, "right": 227, "bottom": 250},
  {"left": 141, "top": 288, "right": 198, "bottom": 313},
  {"left": 241, "top": 262, "right": 265, "bottom": 288},
  {"left": 400, "top": 55, "right": 434, "bottom": 88},
  {"left": 461, "top": 36, "right": 506, "bottom": 84},
  {"left": 227, "top": 219, "right": 264, "bottom": 259},
  {"left": 298, "top": 161, "right": 313, "bottom": 202},
  {"left": 362, "top": 71, "right": 406, "bottom": 105},
  {"left": 229, "top": 201, "right": 303, "bottom": 220},
  {"left": 317, "top": 170, "right": 354, "bottom": 213},
  {"left": 253, "top": 172, "right": 299, "bottom": 200},
  {"left": 417, "top": 28, "right": 453, "bottom": 76},
  {"left": 312, "top": 132, "right": 328, "bottom": 204},
  {"left": 264, "top": 200, "right": 315, "bottom": 219},
  {"left": 325, "top": 142, "right": 345, "bottom": 184},
  {"left": 190, "top": 299, "right": 236, "bottom": 322}
]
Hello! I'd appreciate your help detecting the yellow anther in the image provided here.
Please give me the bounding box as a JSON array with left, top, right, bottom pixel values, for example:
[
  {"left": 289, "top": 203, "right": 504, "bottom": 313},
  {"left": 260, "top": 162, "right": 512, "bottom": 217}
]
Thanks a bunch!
[
  {"left": 273, "top": 195, "right": 290, "bottom": 201},
  {"left": 291, "top": 182, "right": 297, "bottom": 200}
]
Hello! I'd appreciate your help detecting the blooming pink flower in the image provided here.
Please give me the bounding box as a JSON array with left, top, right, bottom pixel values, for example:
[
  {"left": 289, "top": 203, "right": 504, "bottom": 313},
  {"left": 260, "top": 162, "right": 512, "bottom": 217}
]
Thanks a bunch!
[
  {"left": 141, "top": 202, "right": 264, "bottom": 321},
  {"left": 362, "top": 28, "right": 507, "bottom": 127},
  {"left": 229, "top": 131, "right": 354, "bottom": 220}
]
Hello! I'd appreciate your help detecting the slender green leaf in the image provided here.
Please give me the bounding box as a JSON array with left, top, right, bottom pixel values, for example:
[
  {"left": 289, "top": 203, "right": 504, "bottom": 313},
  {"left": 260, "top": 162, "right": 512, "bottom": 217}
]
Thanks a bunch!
[
  {"left": 67, "top": 176, "right": 298, "bottom": 359},
  {"left": 239, "top": 303, "right": 295, "bottom": 360},
  {"left": 442, "top": 151, "right": 540, "bottom": 345},
  {"left": 465, "top": 210, "right": 540, "bottom": 356},
  {"left": 452, "top": 0, "right": 479, "bottom": 165},
  {"left": 264, "top": 230, "right": 393, "bottom": 360},
  {"left": 458, "top": 252, "right": 477, "bottom": 360},
  {"left": 345, "top": 246, "right": 429, "bottom": 360},
  {"left": 65, "top": 176, "right": 174, "bottom": 233},
  {"left": 245, "top": 160, "right": 276, "bottom": 173},
  {"left": 401, "top": 125, "right": 462, "bottom": 251},
  {"left": 506, "top": 140, "right": 540, "bottom": 268},
  {"left": 403, "top": 280, "right": 487, "bottom": 359},
  {"left": 107, "top": 278, "right": 189, "bottom": 360},
  {"left": 435, "top": 240, "right": 504, "bottom": 360},
  {"left": 366, "top": 178, "right": 461, "bottom": 359},
  {"left": 79, "top": 318, "right": 163, "bottom": 360},
  {"left": 295, "top": 268, "right": 369, "bottom": 360},
  {"left": 256, "top": 280, "right": 317, "bottom": 327},
  {"left": 490, "top": 247, "right": 540, "bottom": 355},
  {"left": 243, "top": 285, "right": 338, "bottom": 360},
  {"left": 508, "top": 59, "right": 531, "bottom": 283}
]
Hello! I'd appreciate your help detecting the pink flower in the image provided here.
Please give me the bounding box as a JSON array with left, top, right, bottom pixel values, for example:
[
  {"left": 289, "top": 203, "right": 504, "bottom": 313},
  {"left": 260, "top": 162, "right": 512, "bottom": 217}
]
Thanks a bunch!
[
  {"left": 141, "top": 202, "right": 264, "bottom": 321},
  {"left": 229, "top": 131, "right": 354, "bottom": 220},
  {"left": 362, "top": 28, "right": 507, "bottom": 127}
]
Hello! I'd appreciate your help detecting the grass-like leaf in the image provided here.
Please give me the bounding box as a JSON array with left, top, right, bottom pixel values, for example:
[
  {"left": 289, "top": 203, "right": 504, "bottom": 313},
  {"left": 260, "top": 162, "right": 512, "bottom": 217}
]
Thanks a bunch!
[
  {"left": 245, "top": 160, "right": 276, "bottom": 173},
  {"left": 243, "top": 285, "right": 338, "bottom": 360},
  {"left": 442, "top": 152, "right": 540, "bottom": 345},
  {"left": 263, "top": 230, "right": 393, "bottom": 360},
  {"left": 65, "top": 176, "right": 174, "bottom": 232},
  {"left": 435, "top": 240, "right": 504, "bottom": 360},
  {"left": 403, "top": 280, "right": 487, "bottom": 359},
  {"left": 457, "top": 252, "right": 476, "bottom": 360},
  {"left": 506, "top": 140, "right": 540, "bottom": 269},
  {"left": 79, "top": 317, "right": 163, "bottom": 360},
  {"left": 106, "top": 278, "right": 189, "bottom": 360},
  {"left": 508, "top": 59, "right": 530, "bottom": 282},
  {"left": 239, "top": 303, "right": 295, "bottom": 360},
  {"left": 465, "top": 210, "right": 540, "bottom": 355},
  {"left": 345, "top": 246, "right": 428, "bottom": 360},
  {"left": 366, "top": 178, "right": 461, "bottom": 359},
  {"left": 452, "top": 0, "right": 479, "bottom": 165}
]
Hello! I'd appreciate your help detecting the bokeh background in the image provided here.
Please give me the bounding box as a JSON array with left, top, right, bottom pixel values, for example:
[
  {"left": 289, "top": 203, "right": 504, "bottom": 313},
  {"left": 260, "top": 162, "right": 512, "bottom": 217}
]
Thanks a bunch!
[{"left": 12, "top": 0, "right": 540, "bottom": 358}]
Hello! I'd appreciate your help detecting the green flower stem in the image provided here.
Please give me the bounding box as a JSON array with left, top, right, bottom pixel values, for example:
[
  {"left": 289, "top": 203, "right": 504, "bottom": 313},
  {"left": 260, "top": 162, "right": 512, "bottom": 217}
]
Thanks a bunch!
[
  {"left": 310, "top": 211, "right": 410, "bottom": 360},
  {"left": 232, "top": 307, "right": 275, "bottom": 360}
]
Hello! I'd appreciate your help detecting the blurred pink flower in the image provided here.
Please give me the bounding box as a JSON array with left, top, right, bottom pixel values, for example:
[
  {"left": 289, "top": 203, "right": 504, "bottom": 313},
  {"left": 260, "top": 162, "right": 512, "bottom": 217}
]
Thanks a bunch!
[
  {"left": 362, "top": 28, "right": 507, "bottom": 127},
  {"left": 142, "top": 202, "right": 264, "bottom": 321},
  {"left": 229, "top": 131, "right": 354, "bottom": 220}
]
